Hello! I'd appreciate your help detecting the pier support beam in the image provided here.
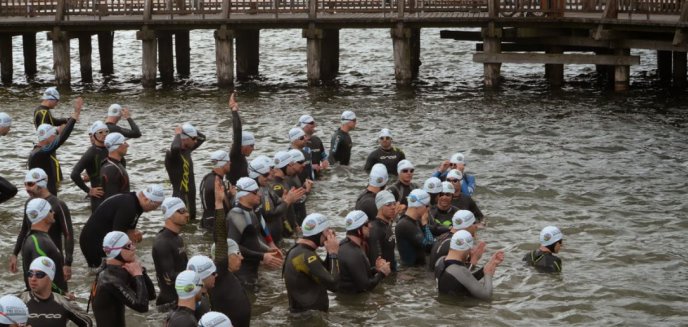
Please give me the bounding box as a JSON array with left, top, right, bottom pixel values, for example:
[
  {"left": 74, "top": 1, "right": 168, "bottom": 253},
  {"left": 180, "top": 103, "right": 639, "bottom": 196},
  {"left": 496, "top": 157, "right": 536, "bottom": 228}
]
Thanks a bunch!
[
  {"left": 0, "top": 34, "right": 12, "bottom": 84},
  {"left": 23, "top": 33, "right": 37, "bottom": 78},
  {"left": 98, "top": 32, "right": 114, "bottom": 76},
  {"left": 304, "top": 26, "right": 323, "bottom": 86},
  {"left": 49, "top": 29, "right": 71, "bottom": 86},
  {"left": 158, "top": 31, "right": 174, "bottom": 84},
  {"left": 235, "top": 30, "right": 260, "bottom": 81},
  {"left": 214, "top": 26, "right": 234, "bottom": 87},
  {"left": 482, "top": 34, "right": 502, "bottom": 88},
  {"left": 391, "top": 25, "right": 421, "bottom": 86},
  {"left": 175, "top": 30, "right": 190, "bottom": 78},
  {"left": 320, "top": 29, "right": 340, "bottom": 81},
  {"left": 613, "top": 48, "right": 630, "bottom": 92},
  {"left": 545, "top": 46, "right": 564, "bottom": 87},
  {"left": 78, "top": 34, "right": 93, "bottom": 83},
  {"left": 657, "top": 50, "right": 672, "bottom": 83},
  {"left": 138, "top": 28, "right": 157, "bottom": 89},
  {"left": 673, "top": 51, "right": 687, "bottom": 89}
]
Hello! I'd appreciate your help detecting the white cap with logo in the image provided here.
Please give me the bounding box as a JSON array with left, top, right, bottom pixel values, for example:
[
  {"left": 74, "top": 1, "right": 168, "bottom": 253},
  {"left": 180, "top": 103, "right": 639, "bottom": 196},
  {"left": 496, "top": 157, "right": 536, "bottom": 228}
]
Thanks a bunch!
[
  {"left": 210, "top": 150, "right": 230, "bottom": 168},
  {"left": 235, "top": 177, "right": 259, "bottom": 199},
  {"left": 241, "top": 131, "right": 255, "bottom": 146},
  {"left": 450, "top": 230, "right": 474, "bottom": 251},
  {"left": 25, "top": 168, "right": 48, "bottom": 189},
  {"left": 41, "top": 87, "right": 60, "bottom": 101},
  {"left": 288, "top": 127, "right": 306, "bottom": 142},
  {"left": 36, "top": 124, "right": 57, "bottom": 142},
  {"left": 107, "top": 104, "right": 122, "bottom": 117},
  {"left": 452, "top": 210, "right": 476, "bottom": 230},
  {"left": 103, "top": 231, "right": 130, "bottom": 259},
  {"left": 302, "top": 213, "right": 329, "bottom": 237},
  {"left": 29, "top": 256, "right": 56, "bottom": 280},
  {"left": 273, "top": 151, "right": 292, "bottom": 169},
  {"left": 369, "top": 163, "right": 388, "bottom": 187},
  {"left": 344, "top": 210, "right": 368, "bottom": 231},
  {"left": 0, "top": 295, "right": 29, "bottom": 325},
  {"left": 181, "top": 123, "right": 198, "bottom": 139},
  {"left": 0, "top": 112, "right": 12, "bottom": 127},
  {"left": 199, "top": 311, "right": 233, "bottom": 327},
  {"left": 175, "top": 270, "right": 202, "bottom": 300},
  {"left": 26, "top": 198, "right": 52, "bottom": 224},
  {"left": 161, "top": 197, "right": 186, "bottom": 219},
  {"left": 104, "top": 132, "right": 126, "bottom": 152},
  {"left": 142, "top": 184, "right": 165, "bottom": 203},
  {"left": 407, "top": 189, "right": 430, "bottom": 208},
  {"left": 423, "top": 177, "right": 442, "bottom": 194},
  {"left": 540, "top": 226, "right": 563, "bottom": 246},
  {"left": 187, "top": 255, "right": 217, "bottom": 280}
]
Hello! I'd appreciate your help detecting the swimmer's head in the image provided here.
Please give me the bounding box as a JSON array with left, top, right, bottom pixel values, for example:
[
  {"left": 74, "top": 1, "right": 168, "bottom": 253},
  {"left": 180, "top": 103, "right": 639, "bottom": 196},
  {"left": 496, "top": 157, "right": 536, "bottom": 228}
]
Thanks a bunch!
[
  {"left": 540, "top": 225, "right": 563, "bottom": 253},
  {"left": 369, "top": 163, "right": 388, "bottom": 188}
]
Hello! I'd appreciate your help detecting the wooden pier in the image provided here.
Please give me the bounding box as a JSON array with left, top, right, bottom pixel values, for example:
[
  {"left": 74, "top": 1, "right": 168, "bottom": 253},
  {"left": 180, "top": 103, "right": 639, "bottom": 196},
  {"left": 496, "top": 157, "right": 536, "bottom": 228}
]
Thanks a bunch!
[{"left": 0, "top": 0, "right": 686, "bottom": 90}]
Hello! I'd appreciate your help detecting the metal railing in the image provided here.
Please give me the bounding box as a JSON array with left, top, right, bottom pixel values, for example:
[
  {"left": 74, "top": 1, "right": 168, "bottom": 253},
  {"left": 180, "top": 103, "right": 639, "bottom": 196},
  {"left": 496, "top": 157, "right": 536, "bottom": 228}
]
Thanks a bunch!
[{"left": 0, "top": 0, "right": 683, "bottom": 17}]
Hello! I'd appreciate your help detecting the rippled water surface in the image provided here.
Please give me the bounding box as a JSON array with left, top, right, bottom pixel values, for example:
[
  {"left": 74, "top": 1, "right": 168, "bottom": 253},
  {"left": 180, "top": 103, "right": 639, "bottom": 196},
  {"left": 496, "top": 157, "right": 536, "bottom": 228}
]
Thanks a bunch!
[{"left": 0, "top": 28, "right": 687, "bottom": 326}]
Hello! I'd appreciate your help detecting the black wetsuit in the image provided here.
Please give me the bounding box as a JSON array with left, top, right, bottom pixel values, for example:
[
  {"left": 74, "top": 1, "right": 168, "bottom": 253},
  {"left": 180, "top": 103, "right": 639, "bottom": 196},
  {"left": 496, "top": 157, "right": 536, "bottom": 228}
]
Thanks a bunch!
[
  {"left": 270, "top": 176, "right": 297, "bottom": 238},
  {"left": 70, "top": 144, "right": 109, "bottom": 212},
  {"left": 100, "top": 157, "right": 129, "bottom": 203},
  {"left": 21, "top": 230, "right": 67, "bottom": 294},
  {"left": 20, "top": 291, "right": 92, "bottom": 327},
  {"left": 27, "top": 117, "right": 76, "bottom": 195},
  {"left": 307, "top": 135, "right": 326, "bottom": 179},
  {"left": 165, "top": 133, "right": 206, "bottom": 221},
  {"left": 80, "top": 193, "right": 143, "bottom": 268},
  {"left": 354, "top": 189, "right": 378, "bottom": 221},
  {"left": 367, "top": 217, "right": 397, "bottom": 272},
  {"left": 106, "top": 119, "right": 142, "bottom": 138},
  {"left": 152, "top": 228, "right": 188, "bottom": 307},
  {"left": 435, "top": 258, "right": 492, "bottom": 300},
  {"left": 388, "top": 181, "right": 417, "bottom": 207},
  {"left": 257, "top": 184, "right": 289, "bottom": 245},
  {"left": 283, "top": 243, "right": 340, "bottom": 313},
  {"left": 295, "top": 147, "right": 314, "bottom": 182},
  {"left": 523, "top": 250, "right": 562, "bottom": 273},
  {"left": 428, "top": 205, "right": 456, "bottom": 236},
  {"left": 13, "top": 195, "right": 74, "bottom": 271},
  {"left": 287, "top": 174, "right": 307, "bottom": 226},
  {"left": 34, "top": 105, "right": 67, "bottom": 129},
  {"left": 92, "top": 264, "right": 156, "bottom": 327},
  {"left": 226, "top": 205, "right": 270, "bottom": 288},
  {"left": 195, "top": 294, "right": 210, "bottom": 321},
  {"left": 428, "top": 232, "right": 452, "bottom": 271},
  {"left": 338, "top": 238, "right": 384, "bottom": 293},
  {"left": 451, "top": 194, "right": 484, "bottom": 221},
  {"left": 395, "top": 215, "right": 434, "bottom": 267},
  {"left": 0, "top": 176, "right": 17, "bottom": 204},
  {"left": 164, "top": 306, "right": 197, "bottom": 327},
  {"left": 364, "top": 147, "right": 405, "bottom": 176},
  {"left": 199, "top": 172, "right": 231, "bottom": 230},
  {"left": 227, "top": 111, "right": 248, "bottom": 185},
  {"left": 210, "top": 206, "right": 251, "bottom": 327},
  {"left": 329, "top": 128, "right": 352, "bottom": 166}
]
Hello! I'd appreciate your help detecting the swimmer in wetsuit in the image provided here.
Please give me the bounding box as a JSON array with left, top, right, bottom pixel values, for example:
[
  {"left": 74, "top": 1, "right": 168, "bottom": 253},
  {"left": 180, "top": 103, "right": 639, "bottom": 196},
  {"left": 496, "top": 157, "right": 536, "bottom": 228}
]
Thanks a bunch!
[
  {"left": 165, "top": 123, "right": 206, "bottom": 221},
  {"left": 523, "top": 225, "right": 564, "bottom": 273},
  {"left": 0, "top": 112, "right": 17, "bottom": 205},
  {"left": 368, "top": 190, "right": 403, "bottom": 272},
  {"left": 395, "top": 189, "right": 435, "bottom": 268},
  {"left": 435, "top": 231, "right": 504, "bottom": 300},
  {"left": 21, "top": 256, "right": 92, "bottom": 327},
  {"left": 329, "top": 111, "right": 356, "bottom": 166},
  {"left": 446, "top": 169, "right": 484, "bottom": 221},
  {"left": 269, "top": 151, "right": 304, "bottom": 240},
  {"left": 432, "top": 152, "right": 476, "bottom": 196},
  {"left": 152, "top": 198, "right": 190, "bottom": 311},
  {"left": 164, "top": 270, "right": 202, "bottom": 327},
  {"left": 71, "top": 121, "right": 110, "bottom": 212},
  {"left": 10, "top": 169, "right": 74, "bottom": 291},
  {"left": 288, "top": 127, "right": 314, "bottom": 183},
  {"left": 186, "top": 255, "right": 217, "bottom": 320},
  {"left": 28, "top": 98, "right": 82, "bottom": 196},
  {"left": 80, "top": 185, "right": 164, "bottom": 268},
  {"left": 423, "top": 177, "right": 442, "bottom": 207},
  {"left": 33, "top": 87, "right": 68, "bottom": 129},
  {"left": 283, "top": 213, "right": 340, "bottom": 313},
  {"left": 104, "top": 104, "right": 142, "bottom": 139},
  {"left": 100, "top": 132, "right": 130, "bottom": 202},
  {"left": 209, "top": 176, "right": 251, "bottom": 327},
  {"left": 428, "top": 210, "right": 485, "bottom": 271},
  {"left": 199, "top": 150, "right": 232, "bottom": 230},
  {"left": 91, "top": 231, "right": 156, "bottom": 327},
  {"left": 388, "top": 159, "right": 418, "bottom": 208},
  {"left": 19, "top": 198, "right": 68, "bottom": 295},
  {"left": 355, "top": 163, "right": 389, "bottom": 221},
  {"left": 298, "top": 115, "right": 329, "bottom": 179},
  {"left": 227, "top": 93, "right": 254, "bottom": 185},
  {"left": 427, "top": 181, "right": 458, "bottom": 237},
  {"left": 364, "top": 129, "right": 405, "bottom": 177},
  {"left": 337, "top": 211, "right": 391, "bottom": 293},
  {"left": 285, "top": 150, "right": 313, "bottom": 227}
]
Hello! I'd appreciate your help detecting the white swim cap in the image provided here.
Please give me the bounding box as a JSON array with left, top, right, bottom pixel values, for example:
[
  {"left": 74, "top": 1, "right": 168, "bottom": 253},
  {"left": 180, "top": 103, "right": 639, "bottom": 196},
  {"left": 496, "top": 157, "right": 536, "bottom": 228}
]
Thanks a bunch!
[
  {"left": 345, "top": 210, "right": 368, "bottom": 231},
  {"left": 450, "top": 230, "right": 474, "bottom": 251},
  {"left": 302, "top": 213, "right": 329, "bottom": 237},
  {"left": 540, "top": 226, "right": 563, "bottom": 246}
]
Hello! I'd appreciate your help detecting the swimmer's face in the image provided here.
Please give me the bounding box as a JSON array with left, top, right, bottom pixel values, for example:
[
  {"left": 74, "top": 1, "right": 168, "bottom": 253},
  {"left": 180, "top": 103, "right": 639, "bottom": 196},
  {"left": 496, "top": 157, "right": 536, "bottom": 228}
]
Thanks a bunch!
[
  {"left": 554, "top": 240, "right": 563, "bottom": 253},
  {"left": 437, "top": 192, "right": 452, "bottom": 208},
  {"left": 28, "top": 269, "right": 52, "bottom": 294},
  {"left": 0, "top": 126, "right": 10, "bottom": 136},
  {"left": 229, "top": 253, "right": 243, "bottom": 272},
  {"left": 203, "top": 273, "right": 217, "bottom": 290},
  {"left": 302, "top": 122, "right": 315, "bottom": 135},
  {"left": 379, "top": 136, "right": 392, "bottom": 149},
  {"left": 170, "top": 208, "right": 190, "bottom": 226},
  {"left": 241, "top": 144, "right": 254, "bottom": 156}
]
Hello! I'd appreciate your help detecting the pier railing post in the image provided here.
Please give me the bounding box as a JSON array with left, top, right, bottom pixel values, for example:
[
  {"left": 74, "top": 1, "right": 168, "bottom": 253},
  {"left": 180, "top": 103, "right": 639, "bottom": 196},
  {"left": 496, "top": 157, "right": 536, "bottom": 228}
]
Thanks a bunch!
[
  {"left": 144, "top": 0, "right": 153, "bottom": 21},
  {"left": 309, "top": 0, "right": 317, "bottom": 19},
  {"left": 487, "top": 0, "right": 497, "bottom": 17},
  {"left": 397, "top": 0, "right": 405, "bottom": 18},
  {"left": 221, "top": 0, "right": 230, "bottom": 18}
]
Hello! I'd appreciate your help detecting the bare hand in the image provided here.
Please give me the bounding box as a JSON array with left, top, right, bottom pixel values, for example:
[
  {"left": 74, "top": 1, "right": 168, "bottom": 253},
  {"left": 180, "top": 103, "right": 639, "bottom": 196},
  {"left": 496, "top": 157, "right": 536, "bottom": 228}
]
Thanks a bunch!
[
  {"left": 323, "top": 229, "right": 339, "bottom": 255},
  {"left": 174, "top": 125, "right": 182, "bottom": 134},
  {"left": 65, "top": 292, "right": 76, "bottom": 301},
  {"left": 438, "top": 160, "right": 450, "bottom": 172},
  {"left": 122, "top": 261, "right": 143, "bottom": 276},
  {"left": 421, "top": 211, "right": 429, "bottom": 225},
  {"left": 469, "top": 241, "right": 486, "bottom": 266},
  {"left": 229, "top": 92, "right": 238, "bottom": 112},
  {"left": 72, "top": 97, "right": 83, "bottom": 120},
  {"left": 9, "top": 255, "right": 17, "bottom": 273},
  {"left": 283, "top": 187, "right": 306, "bottom": 205},
  {"left": 214, "top": 176, "right": 225, "bottom": 208},
  {"left": 63, "top": 266, "right": 72, "bottom": 281},
  {"left": 121, "top": 107, "right": 131, "bottom": 119},
  {"left": 262, "top": 252, "right": 283, "bottom": 269},
  {"left": 82, "top": 174, "right": 90, "bottom": 183},
  {"left": 89, "top": 187, "right": 104, "bottom": 198},
  {"left": 128, "top": 229, "right": 143, "bottom": 244},
  {"left": 303, "top": 179, "right": 314, "bottom": 193},
  {"left": 394, "top": 203, "right": 406, "bottom": 216},
  {"left": 375, "top": 257, "right": 391, "bottom": 276},
  {"left": 321, "top": 160, "right": 329, "bottom": 170},
  {"left": 491, "top": 250, "right": 505, "bottom": 266}
]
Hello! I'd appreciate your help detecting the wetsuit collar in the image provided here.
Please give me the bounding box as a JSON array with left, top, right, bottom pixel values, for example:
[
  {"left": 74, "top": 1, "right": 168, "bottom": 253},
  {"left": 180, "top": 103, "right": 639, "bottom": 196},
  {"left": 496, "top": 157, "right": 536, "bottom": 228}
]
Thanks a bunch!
[{"left": 30, "top": 290, "right": 53, "bottom": 302}]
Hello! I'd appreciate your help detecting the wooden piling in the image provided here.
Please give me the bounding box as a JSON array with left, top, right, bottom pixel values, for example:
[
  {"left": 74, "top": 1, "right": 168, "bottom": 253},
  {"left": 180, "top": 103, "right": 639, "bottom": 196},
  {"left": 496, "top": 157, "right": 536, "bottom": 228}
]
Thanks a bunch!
[
  {"left": 214, "top": 26, "right": 234, "bottom": 86},
  {"left": 672, "top": 51, "right": 687, "bottom": 89},
  {"left": 98, "top": 32, "right": 114, "bottom": 76},
  {"left": 304, "top": 26, "right": 323, "bottom": 86},
  {"left": 235, "top": 30, "right": 260, "bottom": 81},
  {"left": 158, "top": 31, "right": 174, "bottom": 84},
  {"left": 78, "top": 34, "right": 93, "bottom": 83},
  {"left": 410, "top": 28, "right": 421, "bottom": 80},
  {"left": 49, "top": 29, "right": 71, "bottom": 86},
  {"left": 613, "top": 48, "right": 630, "bottom": 92},
  {"left": 657, "top": 50, "right": 672, "bottom": 83},
  {"left": 22, "top": 33, "right": 37, "bottom": 78},
  {"left": 0, "top": 34, "right": 12, "bottom": 84},
  {"left": 545, "top": 46, "right": 564, "bottom": 87},
  {"left": 320, "top": 29, "right": 340, "bottom": 81},
  {"left": 482, "top": 36, "right": 502, "bottom": 88},
  {"left": 391, "top": 24, "right": 414, "bottom": 86},
  {"left": 137, "top": 28, "right": 157, "bottom": 88},
  {"left": 175, "top": 30, "right": 191, "bottom": 78}
]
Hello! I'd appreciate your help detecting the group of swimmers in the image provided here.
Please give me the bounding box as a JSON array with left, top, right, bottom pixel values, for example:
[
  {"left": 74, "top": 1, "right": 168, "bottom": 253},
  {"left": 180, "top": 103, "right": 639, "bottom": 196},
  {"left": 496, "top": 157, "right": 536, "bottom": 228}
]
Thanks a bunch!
[{"left": 0, "top": 87, "right": 565, "bottom": 327}]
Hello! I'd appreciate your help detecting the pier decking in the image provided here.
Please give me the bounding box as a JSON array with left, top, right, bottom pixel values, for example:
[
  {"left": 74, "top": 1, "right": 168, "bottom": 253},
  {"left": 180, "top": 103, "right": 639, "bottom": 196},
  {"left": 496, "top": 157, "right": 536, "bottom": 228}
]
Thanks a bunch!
[{"left": 0, "top": 0, "right": 686, "bottom": 89}]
